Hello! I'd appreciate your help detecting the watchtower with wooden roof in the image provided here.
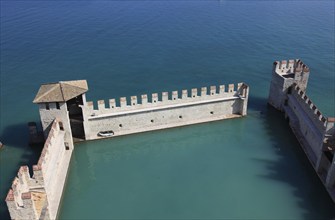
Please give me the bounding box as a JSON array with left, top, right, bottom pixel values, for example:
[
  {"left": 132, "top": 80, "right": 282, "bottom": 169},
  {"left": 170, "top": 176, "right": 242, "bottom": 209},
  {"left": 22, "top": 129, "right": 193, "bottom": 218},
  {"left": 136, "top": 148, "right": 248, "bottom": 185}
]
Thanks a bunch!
[{"left": 33, "top": 80, "right": 88, "bottom": 146}]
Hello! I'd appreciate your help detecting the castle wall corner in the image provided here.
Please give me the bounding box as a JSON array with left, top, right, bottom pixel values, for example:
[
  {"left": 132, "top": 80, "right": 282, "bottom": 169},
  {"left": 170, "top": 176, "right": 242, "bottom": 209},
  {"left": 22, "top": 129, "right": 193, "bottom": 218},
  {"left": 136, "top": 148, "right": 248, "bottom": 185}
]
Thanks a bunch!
[{"left": 6, "top": 119, "right": 73, "bottom": 220}]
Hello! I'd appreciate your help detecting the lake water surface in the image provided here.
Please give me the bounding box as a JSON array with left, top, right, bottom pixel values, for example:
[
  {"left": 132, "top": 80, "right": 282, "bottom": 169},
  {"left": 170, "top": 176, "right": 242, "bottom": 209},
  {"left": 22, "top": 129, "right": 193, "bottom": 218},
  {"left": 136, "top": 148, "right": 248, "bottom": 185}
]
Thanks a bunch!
[{"left": 1, "top": 1, "right": 334, "bottom": 219}]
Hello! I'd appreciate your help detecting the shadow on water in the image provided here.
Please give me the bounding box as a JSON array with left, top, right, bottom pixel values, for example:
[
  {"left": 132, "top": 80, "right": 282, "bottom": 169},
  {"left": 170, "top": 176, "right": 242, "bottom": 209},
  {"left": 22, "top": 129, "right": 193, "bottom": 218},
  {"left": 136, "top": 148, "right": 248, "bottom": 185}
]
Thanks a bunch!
[
  {"left": 248, "top": 95, "right": 269, "bottom": 113},
  {"left": 250, "top": 96, "right": 335, "bottom": 219},
  {"left": 2, "top": 97, "right": 335, "bottom": 219},
  {"left": 2, "top": 123, "right": 28, "bottom": 148},
  {"left": 0, "top": 123, "right": 43, "bottom": 220}
]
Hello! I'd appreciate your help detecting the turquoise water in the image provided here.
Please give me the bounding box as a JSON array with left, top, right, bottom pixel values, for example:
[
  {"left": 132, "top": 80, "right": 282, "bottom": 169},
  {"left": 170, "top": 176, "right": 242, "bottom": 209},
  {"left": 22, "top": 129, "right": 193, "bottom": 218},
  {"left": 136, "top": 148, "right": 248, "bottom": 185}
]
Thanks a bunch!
[{"left": 1, "top": 1, "right": 334, "bottom": 219}]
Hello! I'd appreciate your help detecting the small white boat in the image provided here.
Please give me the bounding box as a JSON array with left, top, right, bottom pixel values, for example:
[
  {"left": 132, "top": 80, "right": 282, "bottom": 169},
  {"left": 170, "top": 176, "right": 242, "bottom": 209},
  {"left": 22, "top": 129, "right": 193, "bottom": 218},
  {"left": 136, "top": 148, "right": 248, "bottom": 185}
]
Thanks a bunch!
[{"left": 98, "top": 130, "right": 114, "bottom": 137}]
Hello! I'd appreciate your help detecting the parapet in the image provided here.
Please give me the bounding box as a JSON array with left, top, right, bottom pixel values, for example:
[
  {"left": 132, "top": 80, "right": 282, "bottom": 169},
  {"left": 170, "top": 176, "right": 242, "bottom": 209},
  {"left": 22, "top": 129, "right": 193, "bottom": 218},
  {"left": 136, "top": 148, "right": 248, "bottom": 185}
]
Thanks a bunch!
[
  {"left": 84, "top": 83, "right": 248, "bottom": 114},
  {"left": 271, "top": 60, "right": 335, "bottom": 203},
  {"left": 5, "top": 166, "right": 40, "bottom": 220},
  {"left": 6, "top": 166, "right": 30, "bottom": 205},
  {"left": 273, "top": 59, "right": 309, "bottom": 78},
  {"left": 291, "top": 84, "right": 328, "bottom": 128},
  {"left": 33, "top": 119, "right": 64, "bottom": 173},
  {"left": 269, "top": 59, "right": 311, "bottom": 110},
  {"left": 5, "top": 119, "right": 66, "bottom": 220}
]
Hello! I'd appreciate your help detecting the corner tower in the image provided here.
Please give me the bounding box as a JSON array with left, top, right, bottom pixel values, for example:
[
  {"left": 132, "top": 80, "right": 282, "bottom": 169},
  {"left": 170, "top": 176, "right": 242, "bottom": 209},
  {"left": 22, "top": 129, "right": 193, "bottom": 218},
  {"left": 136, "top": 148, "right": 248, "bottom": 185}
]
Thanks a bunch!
[
  {"left": 33, "top": 80, "right": 88, "bottom": 147},
  {"left": 268, "top": 59, "right": 309, "bottom": 111}
]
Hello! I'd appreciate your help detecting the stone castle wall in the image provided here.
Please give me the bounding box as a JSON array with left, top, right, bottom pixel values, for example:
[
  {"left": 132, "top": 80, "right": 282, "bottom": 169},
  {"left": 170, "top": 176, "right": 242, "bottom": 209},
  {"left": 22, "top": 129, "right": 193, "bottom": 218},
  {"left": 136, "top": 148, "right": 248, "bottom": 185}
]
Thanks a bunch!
[
  {"left": 81, "top": 83, "right": 249, "bottom": 140},
  {"left": 268, "top": 59, "right": 335, "bottom": 202},
  {"left": 284, "top": 84, "right": 328, "bottom": 164},
  {"left": 6, "top": 119, "right": 73, "bottom": 220},
  {"left": 5, "top": 166, "right": 42, "bottom": 220},
  {"left": 268, "top": 59, "right": 309, "bottom": 111},
  {"left": 6, "top": 80, "right": 249, "bottom": 219},
  {"left": 38, "top": 102, "right": 74, "bottom": 151}
]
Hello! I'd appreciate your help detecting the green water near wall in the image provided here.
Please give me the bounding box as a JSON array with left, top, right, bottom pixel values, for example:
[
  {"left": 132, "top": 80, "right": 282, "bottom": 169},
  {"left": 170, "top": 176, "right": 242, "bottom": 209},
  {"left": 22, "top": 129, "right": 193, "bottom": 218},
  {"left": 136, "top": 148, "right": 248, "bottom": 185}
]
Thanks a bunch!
[
  {"left": 60, "top": 110, "right": 335, "bottom": 219},
  {"left": 1, "top": 1, "right": 334, "bottom": 219}
]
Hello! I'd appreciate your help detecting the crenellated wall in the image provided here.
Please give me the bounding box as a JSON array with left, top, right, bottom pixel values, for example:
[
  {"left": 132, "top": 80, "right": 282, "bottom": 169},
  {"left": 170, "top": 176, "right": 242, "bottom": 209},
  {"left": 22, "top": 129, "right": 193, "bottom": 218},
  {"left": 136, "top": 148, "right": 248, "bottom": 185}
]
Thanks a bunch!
[
  {"left": 6, "top": 119, "right": 73, "bottom": 220},
  {"left": 285, "top": 84, "right": 327, "bottom": 164},
  {"left": 289, "top": 84, "right": 327, "bottom": 131},
  {"left": 81, "top": 83, "right": 249, "bottom": 140},
  {"left": 268, "top": 59, "right": 335, "bottom": 203},
  {"left": 6, "top": 80, "right": 249, "bottom": 219},
  {"left": 5, "top": 167, "right": 40, "bottom": 220},
  {"left": 268, "top": 59, "right": 310, "bottom": 111},
  {"left": 5, "top": 80, "right": 249, "bottom": 219}
]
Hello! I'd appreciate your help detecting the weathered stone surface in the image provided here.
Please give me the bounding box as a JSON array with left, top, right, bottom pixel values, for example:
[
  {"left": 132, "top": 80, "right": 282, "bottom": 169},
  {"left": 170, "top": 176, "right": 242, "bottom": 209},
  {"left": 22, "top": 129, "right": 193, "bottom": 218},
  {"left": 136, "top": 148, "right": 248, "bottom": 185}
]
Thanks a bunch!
[
  {"left": 6, "top": 120, "right": 72, "bottom": 220},
  {"left": 81, "top": 83, "right": 249, "bottom": 140},
  {"left": 268, "top": 59, "right": 335, "bottom": 203},
  {"left": 6, "top": 80, "right": 250, "bottom": 219}
]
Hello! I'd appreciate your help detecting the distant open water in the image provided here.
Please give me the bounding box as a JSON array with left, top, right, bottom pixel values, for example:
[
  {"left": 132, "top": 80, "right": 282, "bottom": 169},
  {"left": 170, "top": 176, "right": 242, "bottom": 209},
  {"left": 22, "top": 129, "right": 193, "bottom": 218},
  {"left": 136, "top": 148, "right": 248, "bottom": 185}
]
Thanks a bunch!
[{"left": 1, "top": 1, "right": 334, "bottom": 219}]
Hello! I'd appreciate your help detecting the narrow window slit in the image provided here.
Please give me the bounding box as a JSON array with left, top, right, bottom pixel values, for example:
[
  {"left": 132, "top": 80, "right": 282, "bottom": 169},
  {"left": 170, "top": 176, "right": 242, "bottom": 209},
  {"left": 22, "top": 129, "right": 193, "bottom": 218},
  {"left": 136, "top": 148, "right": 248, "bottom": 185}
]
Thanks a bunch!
[
  {"left": 64, "top": 142, "right": 70, "bottom": 150},
  {"left": 59, "top": 122, "right": 64, "bottom": 131}
]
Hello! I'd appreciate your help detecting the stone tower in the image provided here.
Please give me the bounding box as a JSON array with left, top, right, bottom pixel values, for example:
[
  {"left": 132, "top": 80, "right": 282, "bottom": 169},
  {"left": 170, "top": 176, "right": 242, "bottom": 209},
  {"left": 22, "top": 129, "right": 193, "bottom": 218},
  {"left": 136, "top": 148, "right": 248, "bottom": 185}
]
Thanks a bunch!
[
  {"left": 33, "top": 80, "right": 88, "bottom": 148},
  {"left": 268, "top": 59, "right": 310, "bottom": 111}
]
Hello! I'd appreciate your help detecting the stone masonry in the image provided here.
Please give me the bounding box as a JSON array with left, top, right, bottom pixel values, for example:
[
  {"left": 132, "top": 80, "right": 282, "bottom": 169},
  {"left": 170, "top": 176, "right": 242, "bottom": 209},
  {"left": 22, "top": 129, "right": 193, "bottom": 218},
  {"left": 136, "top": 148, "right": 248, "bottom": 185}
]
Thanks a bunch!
[
  {"left": 82, "top": 82, "right": 249, "bottom": 140},
  {"left": 6, "top": 80, "right": 249, "bottom": 219},
  {"left": 268, "top": 59, "right": 335, "bottom": 202},
  {"left": 5, "top": 119, "right": 72, "bottom": 219}
]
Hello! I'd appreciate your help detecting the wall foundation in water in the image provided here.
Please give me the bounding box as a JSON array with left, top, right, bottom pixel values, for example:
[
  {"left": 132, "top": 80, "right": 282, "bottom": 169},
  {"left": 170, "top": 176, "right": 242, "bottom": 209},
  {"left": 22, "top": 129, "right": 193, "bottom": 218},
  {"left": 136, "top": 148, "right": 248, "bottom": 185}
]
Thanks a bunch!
[
  {"left": 5, "top": 80, "right": 249, "bottom": 219},
  {"left": 268, "top": 59, "right": 335, "bottom": 203}
]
